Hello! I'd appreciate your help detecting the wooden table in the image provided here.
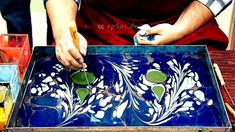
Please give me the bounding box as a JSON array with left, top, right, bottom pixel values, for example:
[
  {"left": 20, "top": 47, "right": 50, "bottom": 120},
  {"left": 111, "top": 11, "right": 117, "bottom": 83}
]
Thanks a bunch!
[{"left": 209, "top": 50, "right": 235, "bottom": 129}]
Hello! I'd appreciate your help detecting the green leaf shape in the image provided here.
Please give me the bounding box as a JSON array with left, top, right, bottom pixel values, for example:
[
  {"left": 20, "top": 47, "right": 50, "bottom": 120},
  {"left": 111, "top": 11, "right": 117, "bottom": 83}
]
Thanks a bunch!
[
  {"left": 146, "top": 70, "right": 167, "bottom": 83},
  {"left": 71, "top": 71, "right": 95, "bottom": 85},
  {"left": 76, "top": 88, "right": 90, "bottom": 104},
  {"left": 152, "top": 86, "right": 165, "bottom": 102}
]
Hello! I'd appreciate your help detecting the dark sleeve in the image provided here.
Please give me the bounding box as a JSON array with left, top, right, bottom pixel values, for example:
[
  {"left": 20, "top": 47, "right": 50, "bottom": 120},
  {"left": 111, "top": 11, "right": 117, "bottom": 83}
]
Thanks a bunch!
[
  {"left": 0, "top": 0, "right": 11, "bottom": 11},
  {"left": 43, "top": 0, "right": 81, "bottom": 10}
]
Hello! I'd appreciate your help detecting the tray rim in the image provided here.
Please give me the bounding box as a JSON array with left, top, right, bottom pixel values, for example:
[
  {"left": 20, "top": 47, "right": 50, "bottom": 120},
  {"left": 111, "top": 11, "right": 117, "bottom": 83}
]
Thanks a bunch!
[{"left": 6, "top": 45, "right": 232, "bottom": 131}]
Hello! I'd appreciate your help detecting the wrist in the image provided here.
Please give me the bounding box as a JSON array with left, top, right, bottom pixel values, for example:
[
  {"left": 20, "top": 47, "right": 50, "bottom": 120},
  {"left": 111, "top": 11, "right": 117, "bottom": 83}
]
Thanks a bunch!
[
  {"left": 54, "top": 20, "right": 77, "bottom": 42},
  {"left": 172, "top": 23, "right": 186, "bottom": 39}
]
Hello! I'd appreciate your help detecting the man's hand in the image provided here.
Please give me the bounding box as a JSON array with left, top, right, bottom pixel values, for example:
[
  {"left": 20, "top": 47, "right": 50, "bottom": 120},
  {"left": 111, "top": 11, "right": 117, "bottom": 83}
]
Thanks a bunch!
[
  {"left": 135, "top": 1, "right": 213, "bottom": 45},
  {"left": 46, "top": 0, "right": 87, "bottom": 70},
  {"left": 135, "top": 23, "right": 183, "bottom": 45},
  {"left": 55, "top": 31, "right": 88, "bottom": 70}
]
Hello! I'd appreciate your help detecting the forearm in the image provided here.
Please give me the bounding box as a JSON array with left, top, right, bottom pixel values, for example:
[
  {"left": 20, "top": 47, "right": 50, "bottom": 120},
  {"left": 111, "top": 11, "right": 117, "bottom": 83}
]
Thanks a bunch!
[
  {"left": 46, "top": 0, "right": 78, "bottom": 42},
  {"left": 174, "top": 1, "right": 214, "bottom": 39}
]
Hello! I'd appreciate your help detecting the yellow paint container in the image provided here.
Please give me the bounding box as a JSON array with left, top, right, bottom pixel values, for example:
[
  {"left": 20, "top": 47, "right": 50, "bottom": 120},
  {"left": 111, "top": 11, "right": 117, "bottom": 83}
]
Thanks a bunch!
[
  {"left": 0, "top": 86, "right": 7, "bottom": 103},
  {"left": 0, "top": 107, "right": 6, "bottom": 130},
  {"left": 0, "top": 86, "right": 13, "bottom": 131}
]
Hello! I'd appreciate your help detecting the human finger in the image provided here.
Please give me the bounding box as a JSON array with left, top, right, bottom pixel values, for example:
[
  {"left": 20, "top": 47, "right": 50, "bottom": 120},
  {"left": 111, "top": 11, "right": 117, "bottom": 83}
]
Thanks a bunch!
[
  {"left": 77, "top": 32, "right": 88, "bottom": 56},
  {"left": 55, "top": 34, "right": 72, "bottom": 68},
  {"left": 63, "top": 33, "right": 85, "bottom": 69},
  {"left": 135, "top": 34, "right": 159, "bottom": 45}
]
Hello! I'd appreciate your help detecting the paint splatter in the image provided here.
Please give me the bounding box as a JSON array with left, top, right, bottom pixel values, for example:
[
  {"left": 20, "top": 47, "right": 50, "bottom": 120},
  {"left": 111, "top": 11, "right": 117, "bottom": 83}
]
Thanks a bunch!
[
  {"left": 76, "top": 88, "right": 90, "bottom": 104},
  {"left": 71, "top": 71, "right": 95, "bottom": 85},
  {"left": 146, "top": 70, "right": 167, "bottom": 83}
]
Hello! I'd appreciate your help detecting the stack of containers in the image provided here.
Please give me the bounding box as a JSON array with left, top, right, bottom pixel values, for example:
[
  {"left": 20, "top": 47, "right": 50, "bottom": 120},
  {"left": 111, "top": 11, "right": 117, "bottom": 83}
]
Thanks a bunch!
[{"left": 0, "top": 34, "right": 31, "bottom": 130}]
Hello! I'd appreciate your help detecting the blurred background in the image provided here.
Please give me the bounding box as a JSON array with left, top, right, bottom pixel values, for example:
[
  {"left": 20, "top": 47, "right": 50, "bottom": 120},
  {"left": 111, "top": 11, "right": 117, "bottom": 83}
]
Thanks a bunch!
[{"left": 0, "top": 0, "right": 235, "bottom": 49}]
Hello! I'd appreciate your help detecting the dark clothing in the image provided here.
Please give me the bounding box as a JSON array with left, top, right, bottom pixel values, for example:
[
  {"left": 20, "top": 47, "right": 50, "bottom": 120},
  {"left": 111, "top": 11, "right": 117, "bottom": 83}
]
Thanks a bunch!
[
  {"left": 75, "top": 0, "right": 228, "bottom": 50},
  {"left": 0, "top": 0, "right": 32, "bottom": 49}
]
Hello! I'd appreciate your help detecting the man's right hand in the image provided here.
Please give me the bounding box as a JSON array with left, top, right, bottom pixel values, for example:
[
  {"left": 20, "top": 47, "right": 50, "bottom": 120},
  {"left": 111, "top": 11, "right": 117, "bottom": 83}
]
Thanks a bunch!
[{"left": 55, "top": 31, "right": 88, "bottom": 70}]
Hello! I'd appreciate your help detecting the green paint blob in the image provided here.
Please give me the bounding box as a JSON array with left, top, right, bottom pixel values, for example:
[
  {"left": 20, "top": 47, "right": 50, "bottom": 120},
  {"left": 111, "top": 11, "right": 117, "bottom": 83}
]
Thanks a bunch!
[
  {"left": 71, "top": 71, "right": 95, "bottom": 85},
  {"left": 146, "top": 70, "right": 167, "bottom": 83},
  {"left": 76, "top": 88, "right": 90, "bottom": 104},
  {"left": 152, "top": 86, "right": 165, "bottom": 102}
]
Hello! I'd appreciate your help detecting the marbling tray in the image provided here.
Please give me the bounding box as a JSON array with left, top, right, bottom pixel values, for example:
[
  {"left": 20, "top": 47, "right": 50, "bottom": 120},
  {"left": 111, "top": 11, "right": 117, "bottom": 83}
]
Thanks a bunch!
[{"left": 7, "top": 46, "right": 231, "bottom": 131}]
